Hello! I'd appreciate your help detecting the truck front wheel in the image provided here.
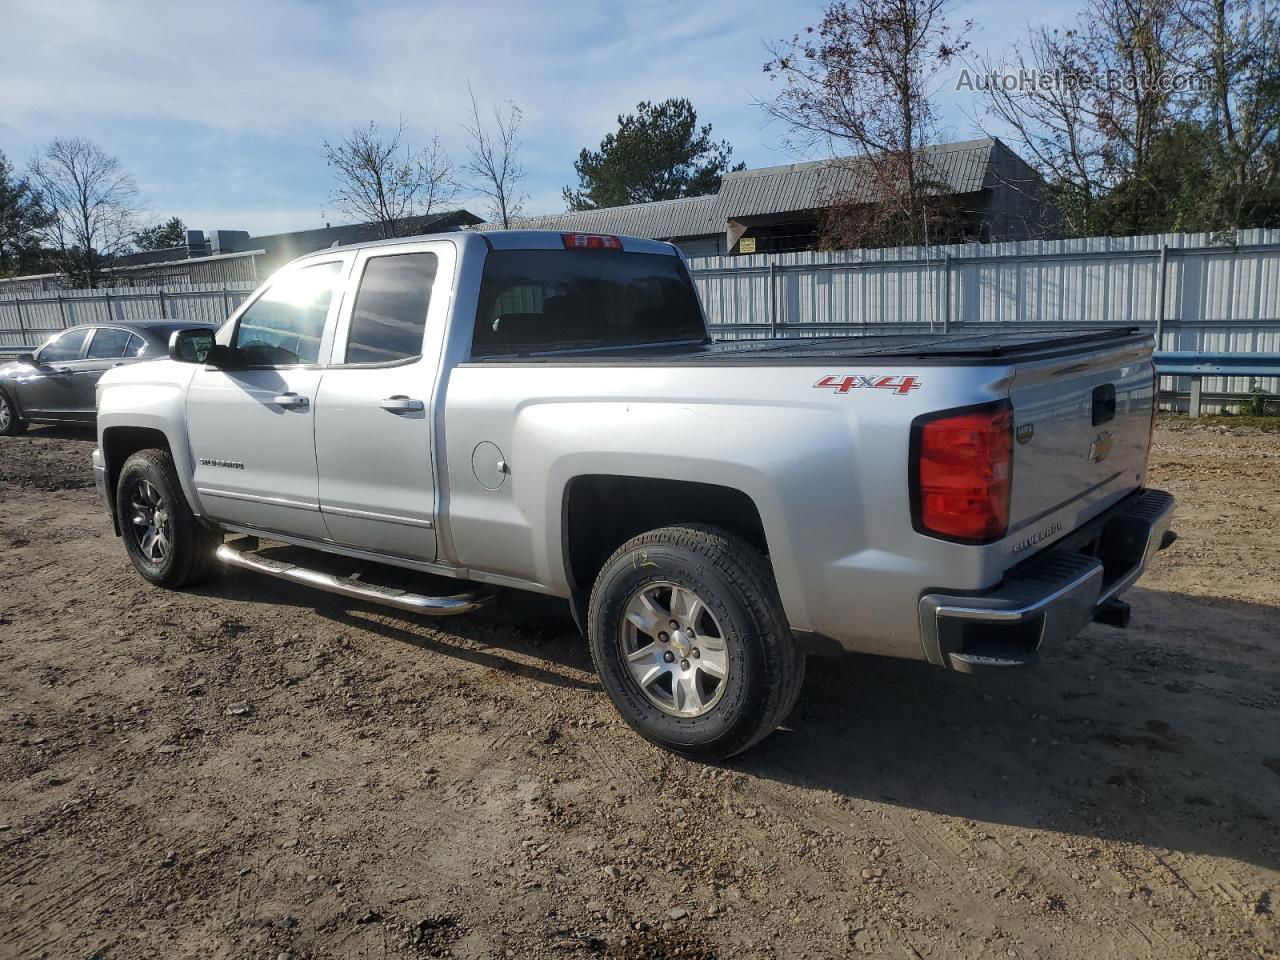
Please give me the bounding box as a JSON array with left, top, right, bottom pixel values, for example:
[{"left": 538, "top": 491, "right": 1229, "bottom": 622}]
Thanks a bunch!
[
  {"left": 587, "top": 524, "right": 804, "bottom": 760},
  {"left": 116, "top": 449, "right": 219, "bottom": 588}
]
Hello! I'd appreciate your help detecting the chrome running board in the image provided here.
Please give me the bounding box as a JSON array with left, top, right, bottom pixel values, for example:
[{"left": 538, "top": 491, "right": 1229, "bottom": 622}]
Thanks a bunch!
[{"left": 215, "top": 544, "right": 492, "bottom": 616}]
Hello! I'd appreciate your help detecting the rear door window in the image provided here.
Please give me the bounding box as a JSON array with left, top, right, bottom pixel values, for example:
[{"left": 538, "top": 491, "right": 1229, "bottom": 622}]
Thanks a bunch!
[
  {"left": 344, "top": 253, "right": 438, "bottom": 364},
  {"left": 233, "top": 261, "right": 343, "bottom": 365},
  {"left": 472, "top": 249, "right": 706, "bottom": 357},
  {"left": 86, "top": 327, "right": 134, "bottom": 359}
]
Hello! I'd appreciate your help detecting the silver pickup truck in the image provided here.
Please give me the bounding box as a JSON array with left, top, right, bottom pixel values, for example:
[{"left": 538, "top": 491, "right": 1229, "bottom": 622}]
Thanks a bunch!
[{"left": 93, "top": 230, "right": 1175, "bottom": 758}]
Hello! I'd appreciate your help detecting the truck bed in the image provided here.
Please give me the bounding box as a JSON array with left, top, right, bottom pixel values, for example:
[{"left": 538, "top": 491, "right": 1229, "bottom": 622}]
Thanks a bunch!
[{"left": 463, "top": 327, "right": 1147, "bottom": 365}]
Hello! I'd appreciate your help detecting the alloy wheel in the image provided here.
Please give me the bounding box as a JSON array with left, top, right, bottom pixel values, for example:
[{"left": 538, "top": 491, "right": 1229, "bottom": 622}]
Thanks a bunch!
[
  {"left": 619, "top": 581, "right": 729, "bottom": 718},
  {"left": 128, "top": 478, "right": 171, "bottom": 563}
]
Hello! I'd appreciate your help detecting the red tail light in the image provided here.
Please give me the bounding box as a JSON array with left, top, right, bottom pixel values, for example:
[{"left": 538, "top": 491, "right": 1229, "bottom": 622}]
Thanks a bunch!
[
  {"left": 910, "top": 401, "right": 1013, "bottom": 543},
  {"left": 562, "top": 233, "right": 622, "bottom": 250}
]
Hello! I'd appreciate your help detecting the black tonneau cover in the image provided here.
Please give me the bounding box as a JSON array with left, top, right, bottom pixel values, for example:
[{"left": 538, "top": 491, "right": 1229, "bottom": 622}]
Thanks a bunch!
[{"left": 464, "top": 327, "right": 1148, "bottom": 366}]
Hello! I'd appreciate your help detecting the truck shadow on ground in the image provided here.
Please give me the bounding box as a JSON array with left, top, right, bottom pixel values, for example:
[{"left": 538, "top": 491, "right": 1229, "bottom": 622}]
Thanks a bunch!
[
  {"left": 738, "top": 586, "right": 1280, "bottom": 872},
  {"left": 19, "top": 423, "right": 97, "bottom": 441},
  {"left": 193, "top": 543, "right": 595, "bottom": 693},
  {"left": 193, "top": 550, "right": 1279, "bottom": 871}
]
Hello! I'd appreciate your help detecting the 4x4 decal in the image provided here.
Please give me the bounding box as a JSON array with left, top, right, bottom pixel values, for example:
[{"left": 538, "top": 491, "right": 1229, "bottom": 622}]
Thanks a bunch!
[{"left": 814, "top": 374, "right": 921, "bottom": 396}]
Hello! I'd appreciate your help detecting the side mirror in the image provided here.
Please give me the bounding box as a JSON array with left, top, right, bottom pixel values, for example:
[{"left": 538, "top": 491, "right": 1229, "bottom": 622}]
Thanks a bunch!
[
  {"left": 168, "top": 328, "right": 216, "bottom": 364},
  {"left": 204, "top": 344, "right": 239, "bottom": 368},
  {"left": 16, "top": 352, "right": 35, "bottom": 366}
]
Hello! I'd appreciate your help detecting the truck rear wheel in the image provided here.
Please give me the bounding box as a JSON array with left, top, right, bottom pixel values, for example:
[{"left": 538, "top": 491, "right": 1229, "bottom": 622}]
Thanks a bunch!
[
  {"left": 116, "top": 449, "right": 219, "bottom": 588},
  {"left": 587, "top": 524, "right": 804, "bottom": 760}
]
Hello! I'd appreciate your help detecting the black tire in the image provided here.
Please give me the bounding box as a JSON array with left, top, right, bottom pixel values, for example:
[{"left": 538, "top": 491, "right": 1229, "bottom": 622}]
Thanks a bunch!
[
  {"left": 0, "top": 389, "right": 27, "bottom": 436},
  {"left": 587, "top": 524, "right": 805, "bottom": 760},
  {"left": 116, "top": 449, "right": 219, "bottom": 588}
]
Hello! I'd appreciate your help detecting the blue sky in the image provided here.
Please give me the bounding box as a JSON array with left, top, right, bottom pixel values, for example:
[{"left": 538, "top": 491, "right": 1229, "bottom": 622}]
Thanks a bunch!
[{"left": 1, "top": 0, "right": 1084, "bottom": 237}]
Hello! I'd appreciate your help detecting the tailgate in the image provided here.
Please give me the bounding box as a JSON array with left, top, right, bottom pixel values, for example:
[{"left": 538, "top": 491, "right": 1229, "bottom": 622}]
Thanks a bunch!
[{"left": 1004, "top": 337, "right": 1155, "bottom": 558}]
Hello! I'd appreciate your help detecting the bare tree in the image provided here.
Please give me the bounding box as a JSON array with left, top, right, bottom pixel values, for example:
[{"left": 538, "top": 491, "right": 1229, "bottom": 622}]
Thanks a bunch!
[
  {"left": 762, "top": 0, "right": 970, "bottom": 247},
  {"left": 1091, "top": 0, "right": 1190, "bottom": 228},
  {"left": 30, "top": 138, "right": 141, "bottom": 288},
  {"left": 972, "top": 0, "right": 1192, "bottom": 235},
  {"left": 1178, "top": 0, "right": 1280, "bottom": 227},
  {"left": 323, "top": 120, "right": 458, "bottom": 239},
  {"left": 462, "top": 84, "right": 527, "bottom": 228},
  {"left": 969, "top": 26, "right": 1109, "bottom": 236}
]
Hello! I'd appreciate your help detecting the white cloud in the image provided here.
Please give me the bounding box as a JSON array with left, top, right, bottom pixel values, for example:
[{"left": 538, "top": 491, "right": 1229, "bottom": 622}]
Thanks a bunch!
[{"left": 2, "top": 0, "right": 1081, "bottom": 234}]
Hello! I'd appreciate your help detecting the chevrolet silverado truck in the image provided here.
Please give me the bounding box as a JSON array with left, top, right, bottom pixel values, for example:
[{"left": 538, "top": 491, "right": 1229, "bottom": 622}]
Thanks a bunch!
[{"left": 93, "top": 230, "right": 1175, "bottom": 758}]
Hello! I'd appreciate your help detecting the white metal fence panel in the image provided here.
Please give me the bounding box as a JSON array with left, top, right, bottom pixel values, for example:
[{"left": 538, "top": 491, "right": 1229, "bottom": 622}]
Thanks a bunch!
[
  {"left": 689, "top": 228, "right": 1280, "bottom": 412},
  {"left": 0, "top": 283, "right": 256, "bottom": 351},
  {"left": 3, "top": 231, "right": 1278, "bottom": 412}
]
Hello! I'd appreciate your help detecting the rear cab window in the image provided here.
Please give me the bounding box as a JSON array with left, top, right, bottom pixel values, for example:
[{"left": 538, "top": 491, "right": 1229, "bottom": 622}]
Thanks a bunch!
[{"left": 471, "top": 248, "right": 707, "bottom": 358}]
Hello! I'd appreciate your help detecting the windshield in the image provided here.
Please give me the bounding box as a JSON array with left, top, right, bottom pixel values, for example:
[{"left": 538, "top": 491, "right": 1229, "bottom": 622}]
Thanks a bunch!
[{"left": 472, "top": 249, "right": 707, "bottom": 358}]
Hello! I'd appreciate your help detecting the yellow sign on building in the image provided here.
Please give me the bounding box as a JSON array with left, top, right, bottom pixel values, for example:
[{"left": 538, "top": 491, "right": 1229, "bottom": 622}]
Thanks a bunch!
[{"left": 738, "top": 237, "right": 757, "bottom": 254}]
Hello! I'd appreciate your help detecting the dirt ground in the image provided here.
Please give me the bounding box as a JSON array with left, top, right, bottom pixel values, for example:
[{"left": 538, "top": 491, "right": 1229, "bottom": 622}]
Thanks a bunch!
[{"left": 0, "top": 419, "right": 1277, "bottom": 960}]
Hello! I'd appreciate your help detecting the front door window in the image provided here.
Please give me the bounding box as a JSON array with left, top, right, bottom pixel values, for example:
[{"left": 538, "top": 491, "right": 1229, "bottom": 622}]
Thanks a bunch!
[
  {"left": 233, "top": 261, "right": 343, "bottom": 366},
  {"left": 37, "top": 327, "right": 90, "bottom": 363}
]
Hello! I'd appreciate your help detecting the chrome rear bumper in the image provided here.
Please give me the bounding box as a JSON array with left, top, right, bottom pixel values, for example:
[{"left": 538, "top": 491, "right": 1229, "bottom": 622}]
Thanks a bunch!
[{"left": 920, "top": 489, "right": 1176, "bottom": 672}]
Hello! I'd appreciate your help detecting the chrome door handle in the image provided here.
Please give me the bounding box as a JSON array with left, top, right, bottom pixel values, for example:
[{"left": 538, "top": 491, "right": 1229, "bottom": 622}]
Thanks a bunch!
[
  {"left": 272, "top": 393, "right": 309, "bottom": 409},
  {"left": 380, "top": 396, "right": 424, "bottom": 412}
]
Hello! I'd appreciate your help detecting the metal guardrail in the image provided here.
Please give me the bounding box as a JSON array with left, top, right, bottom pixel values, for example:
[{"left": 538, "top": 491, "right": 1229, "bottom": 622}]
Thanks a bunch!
[
  {"left": 1153, "top": 351, "right": 1280, "bottom": 416},
  {"left": 1153, "top": 351, "right": 1280, "bottom": 375}
]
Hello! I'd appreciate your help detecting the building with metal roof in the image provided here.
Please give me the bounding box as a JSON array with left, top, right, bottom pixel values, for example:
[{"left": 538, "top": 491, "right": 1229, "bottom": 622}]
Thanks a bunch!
[
  {"left": 203, "top": 209, "right": 483, "bottom": 273},
  {"left": 474, "top": 139, "right": 1057, "bottom": 256},
  {"left": 0, "top": 140, "right": 1052, "bottom": 294}
]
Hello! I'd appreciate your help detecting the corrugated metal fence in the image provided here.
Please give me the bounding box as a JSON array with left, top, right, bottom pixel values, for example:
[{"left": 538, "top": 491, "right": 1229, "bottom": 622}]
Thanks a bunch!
[
  {"left": 0, "top": 249, "right": 262, "bottom": 296},
  {"left": 2, "top": 228, "right": 1278, "bottom": 412},
  {"left": 688, "top": 228, "right": 1280, "bottom": 413},
  {"left": 0, "top": 283, "right": 257, "bottom": 351}
]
